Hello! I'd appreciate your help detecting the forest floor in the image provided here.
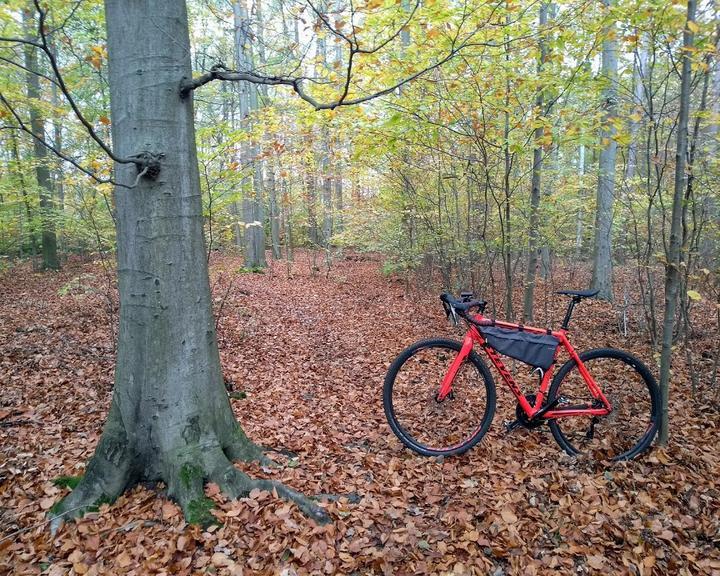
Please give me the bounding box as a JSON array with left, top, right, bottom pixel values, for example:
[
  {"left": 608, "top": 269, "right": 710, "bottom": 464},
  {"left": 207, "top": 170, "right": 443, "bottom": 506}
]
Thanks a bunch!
[{"left": 0, "top": 251, "right": 719, "bottom": 576}]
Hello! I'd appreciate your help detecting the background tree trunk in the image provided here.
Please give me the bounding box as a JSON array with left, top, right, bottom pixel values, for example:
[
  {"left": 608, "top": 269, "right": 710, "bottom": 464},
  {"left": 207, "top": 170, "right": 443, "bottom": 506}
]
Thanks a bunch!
[
  {"left": 591, "top": 0, "right": 618, "bottom": 300},
  {"left": 235, "top": 0, "right": 267, "bottom": 269},
  {"left": 522, "top": 1, "right": 548, "bottom": 322},
  {"left": 657, "top": 0, "right": 697, "bottom": 445},
  {"left": 23, "top": 8, "right": 59, "bottom": 271},
  {"left": 53, "top": 0, "right": 326, "bottom": 527}
]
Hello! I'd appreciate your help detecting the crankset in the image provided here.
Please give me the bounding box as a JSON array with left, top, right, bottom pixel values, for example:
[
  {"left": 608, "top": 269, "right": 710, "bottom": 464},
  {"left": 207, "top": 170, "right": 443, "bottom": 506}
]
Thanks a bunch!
[
  {"left": 505, "top": 394, "right": 556, "bottom": 433},
  {"left": 515, "top": 394, "right": 547, "bottom": 429}
]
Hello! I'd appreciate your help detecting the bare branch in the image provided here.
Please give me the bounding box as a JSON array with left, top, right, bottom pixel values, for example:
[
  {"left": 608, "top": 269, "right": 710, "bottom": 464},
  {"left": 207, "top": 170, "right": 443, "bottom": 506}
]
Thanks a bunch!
[
  {"left": 45, "top": 0, "right": 85, "bottom": 37},
  {"left": 306, "top": 1, "right": 356, "bottom": 48},
  {"left": 31, "top": 0, "right": 132, "bottom": 165},
  {"left": 0, "top": 92, "right": 138, "bottom": 190},
  {"left": 183, "top": 0, "right": 542, "bottom": 111},
  {"left": 355, "top": 1, "right": 420, "bottom": 54},
  {"left": 0, "top": 36, "right": 42, "bottom": 48},
  {"left": 0, "top": 54, "right": 62, "bottom": 88}
]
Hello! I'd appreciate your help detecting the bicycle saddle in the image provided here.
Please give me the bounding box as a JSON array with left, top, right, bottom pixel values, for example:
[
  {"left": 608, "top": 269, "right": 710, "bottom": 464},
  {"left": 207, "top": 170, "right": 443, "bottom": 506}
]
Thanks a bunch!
[{"left": 556, "top": 289, "right": 599, "bottom": 299}]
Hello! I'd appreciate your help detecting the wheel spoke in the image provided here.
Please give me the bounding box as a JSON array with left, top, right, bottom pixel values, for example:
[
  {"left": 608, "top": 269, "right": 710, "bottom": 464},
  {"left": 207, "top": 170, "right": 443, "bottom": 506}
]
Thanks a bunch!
[
  {"left": 548, "top": 349, "right": 659, "bottom": 461},
  {"left": 384, "top": 340, "right": 496, "bottom": 457}
]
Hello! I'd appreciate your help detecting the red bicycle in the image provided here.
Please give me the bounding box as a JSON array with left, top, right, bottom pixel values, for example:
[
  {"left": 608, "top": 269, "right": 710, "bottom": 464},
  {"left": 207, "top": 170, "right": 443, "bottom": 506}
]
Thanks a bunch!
[{"left": 383, "top": 290, "right": 660, "bottom": 461}]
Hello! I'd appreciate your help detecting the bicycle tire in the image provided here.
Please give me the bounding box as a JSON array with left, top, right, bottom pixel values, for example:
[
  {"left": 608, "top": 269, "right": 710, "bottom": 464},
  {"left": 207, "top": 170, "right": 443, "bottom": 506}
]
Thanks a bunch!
[
  {"left": 383, "top": 338, "right": 496, "bottom": 457},
  {"left": 547, "top": 348, "right": 660, "bottom": 461}
]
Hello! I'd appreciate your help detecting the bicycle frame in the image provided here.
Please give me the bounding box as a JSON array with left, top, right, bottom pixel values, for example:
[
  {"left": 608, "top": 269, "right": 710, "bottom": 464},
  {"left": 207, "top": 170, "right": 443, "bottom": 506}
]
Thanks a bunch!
[{"left": 436, "top": 314, "right": 612, "bottom": 420}]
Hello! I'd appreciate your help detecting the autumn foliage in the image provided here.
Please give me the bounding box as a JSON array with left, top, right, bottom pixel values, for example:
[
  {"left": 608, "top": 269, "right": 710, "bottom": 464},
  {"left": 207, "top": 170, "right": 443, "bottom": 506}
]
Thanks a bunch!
[{"left": 1, "top": 253, "right": 719, "bottom": 575}]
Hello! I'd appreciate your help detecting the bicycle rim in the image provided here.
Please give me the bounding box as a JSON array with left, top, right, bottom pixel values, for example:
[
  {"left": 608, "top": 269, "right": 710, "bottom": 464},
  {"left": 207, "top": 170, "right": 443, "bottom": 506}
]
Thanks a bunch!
[
  {"left": 384, "top": 339, "right": 495, "bottom": 456},
  {"left": 548, "top": 349, "right": 659, "bottom": 461}
]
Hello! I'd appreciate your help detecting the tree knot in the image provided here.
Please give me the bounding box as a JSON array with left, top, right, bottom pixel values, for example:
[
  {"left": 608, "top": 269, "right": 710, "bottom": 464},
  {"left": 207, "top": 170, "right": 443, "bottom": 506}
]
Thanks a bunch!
[{"left": 129, "top": 151, "right": 164, "bottom": 180}]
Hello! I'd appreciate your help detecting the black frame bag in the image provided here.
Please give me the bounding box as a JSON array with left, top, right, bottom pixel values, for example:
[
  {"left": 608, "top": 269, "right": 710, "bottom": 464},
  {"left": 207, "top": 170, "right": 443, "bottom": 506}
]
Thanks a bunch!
[{"left": 480, "top": 326, "right": 559, "bottom": 371}]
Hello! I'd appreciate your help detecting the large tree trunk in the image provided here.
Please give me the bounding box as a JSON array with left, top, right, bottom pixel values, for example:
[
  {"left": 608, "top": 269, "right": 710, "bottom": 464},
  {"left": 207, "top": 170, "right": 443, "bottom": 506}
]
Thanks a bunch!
[
  {"left": 657, "top": 0, "right": 697, "bottom": 445},
  {"left": 52, "top": 0, "right": 326, "bottom": 528},
  {"left": 590, "top": 0, "right": 618, "bottom": 301},
  {"left": 24, "top": 9, "right": 59, "bottom": 270}
]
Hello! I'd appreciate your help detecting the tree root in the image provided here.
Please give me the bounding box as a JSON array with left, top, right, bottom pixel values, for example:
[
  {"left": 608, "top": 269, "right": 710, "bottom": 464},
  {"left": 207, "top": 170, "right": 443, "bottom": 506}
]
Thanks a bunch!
[
  {"left": 48, "top": 429, "right": 133, "bottom": 534},
  {"left": 49, "top": 420, "right": 331, "bottom": 531},
  {"left": 208, "top": 455, "right": 330, "bottom": 525},
  {"left": 222, "top": 424, "right": 273, "bottom": 467}
]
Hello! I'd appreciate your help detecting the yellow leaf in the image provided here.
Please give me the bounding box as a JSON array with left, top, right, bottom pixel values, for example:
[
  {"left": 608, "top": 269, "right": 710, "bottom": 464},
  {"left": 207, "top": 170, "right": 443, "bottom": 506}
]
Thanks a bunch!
[
  {"left": 687, "top": 289, "right": 702, "bottom": 301},
  {"left": 687, "top": 20, "right": 700, "bottom": 34}
]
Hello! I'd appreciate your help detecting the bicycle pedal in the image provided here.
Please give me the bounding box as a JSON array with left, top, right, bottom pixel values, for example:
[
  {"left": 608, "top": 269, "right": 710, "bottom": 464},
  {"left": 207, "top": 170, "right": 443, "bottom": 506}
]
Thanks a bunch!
[{"left": 504, "top": 419, "right": 522, "bottom": 434}]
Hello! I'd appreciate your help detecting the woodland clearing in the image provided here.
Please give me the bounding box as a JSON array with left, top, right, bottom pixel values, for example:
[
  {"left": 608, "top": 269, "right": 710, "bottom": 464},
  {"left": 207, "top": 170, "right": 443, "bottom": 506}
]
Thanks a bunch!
[{"left": 0, "top": 252, "right": 719, "bottom": 576}]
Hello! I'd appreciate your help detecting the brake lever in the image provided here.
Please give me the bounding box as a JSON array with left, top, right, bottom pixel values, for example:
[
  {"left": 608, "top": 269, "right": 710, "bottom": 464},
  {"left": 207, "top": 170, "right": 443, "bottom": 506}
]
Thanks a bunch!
[{"left": 442, "top": 300, "right": 459, "bottom": 327}]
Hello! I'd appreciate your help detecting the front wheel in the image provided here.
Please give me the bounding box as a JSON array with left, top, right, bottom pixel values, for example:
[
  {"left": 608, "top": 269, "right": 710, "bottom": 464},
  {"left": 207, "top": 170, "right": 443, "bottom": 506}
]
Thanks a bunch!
[
  {"left": 548, "top": 348, "right": 660, "bottom": 461},
  {"left": 383, "top": 338, "right": 496, "bottom": 457}
]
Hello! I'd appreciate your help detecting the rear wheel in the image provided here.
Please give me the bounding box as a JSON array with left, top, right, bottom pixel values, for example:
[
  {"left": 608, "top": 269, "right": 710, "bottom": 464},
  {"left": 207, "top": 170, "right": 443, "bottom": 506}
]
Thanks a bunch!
[
  {"left": 383, "top": 339, "right": 496, "bottom": 457},
  {"left": 548, "top": 348, "right": 659, "bottom": 461}
]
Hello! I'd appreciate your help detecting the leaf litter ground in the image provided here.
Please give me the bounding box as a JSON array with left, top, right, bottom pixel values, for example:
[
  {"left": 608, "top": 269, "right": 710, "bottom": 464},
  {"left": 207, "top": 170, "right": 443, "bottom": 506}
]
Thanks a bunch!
[{"left": 0, "top": 252, "right": 718, "bottom": 575}]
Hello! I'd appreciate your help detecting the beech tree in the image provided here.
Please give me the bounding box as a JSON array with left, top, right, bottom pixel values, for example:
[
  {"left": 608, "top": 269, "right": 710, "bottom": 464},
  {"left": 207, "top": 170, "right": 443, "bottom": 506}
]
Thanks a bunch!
[
  {"left": 1, "top": 0, "right": 509, "bottom": 526},
  {"left": 590, "top": 0, "right": 618, "bottom": 301},
  {"left": 46, "top": 0, "right": 328, "bottom": 526}
]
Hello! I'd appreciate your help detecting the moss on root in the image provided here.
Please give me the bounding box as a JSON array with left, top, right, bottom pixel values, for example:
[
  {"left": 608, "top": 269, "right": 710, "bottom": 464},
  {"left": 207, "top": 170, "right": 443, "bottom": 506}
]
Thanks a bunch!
[
  {"left": 52, "top": 475, "right": 83, "bottom": 490},
  {"left": 180, "top": 463, "right": 204, "bottom": 491},
  {"left": 186, "top": 496, "right": 216, "bottom": 527}
]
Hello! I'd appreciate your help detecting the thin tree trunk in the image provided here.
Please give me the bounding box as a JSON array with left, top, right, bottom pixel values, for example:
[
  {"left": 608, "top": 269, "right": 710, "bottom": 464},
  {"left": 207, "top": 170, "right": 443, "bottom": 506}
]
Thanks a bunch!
[
  {"left": 282, "top": 177, "right": 294, "bottom": 261},
  {"left": 235, "top": 0, "right": 266, "bottom": 268},
  {"left": 268, "top": 160, "right": 281, "bottom": 259},
  {"left": 591, "top": 0, "right": 618, "bottom": 300},
  {"left": 626, "top": 41, "right": 647, "bottom": 181},
  {"left": 575, "top": 145, "right": 585, "bottom": 260},
  {"left": 23, "top": 8, "right": 59, "bottom": 270},
  {"left": 522, "top": 1, "right": 548, "bottom": 322},
  {"left": 502, "top": 6, "right": 514, "bottom": 320},
  {"left": 9, "top": 130, "right": 38, "bottom": 256},
  {"left": 657, "top": 0, "right": 697, "bottom": 446}
]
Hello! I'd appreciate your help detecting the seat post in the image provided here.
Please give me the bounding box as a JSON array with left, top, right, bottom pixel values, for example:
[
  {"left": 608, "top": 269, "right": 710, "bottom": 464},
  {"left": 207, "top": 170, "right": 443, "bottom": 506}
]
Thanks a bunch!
[{"left": 561, "top": 298, "right": 579, "bottom": 330}]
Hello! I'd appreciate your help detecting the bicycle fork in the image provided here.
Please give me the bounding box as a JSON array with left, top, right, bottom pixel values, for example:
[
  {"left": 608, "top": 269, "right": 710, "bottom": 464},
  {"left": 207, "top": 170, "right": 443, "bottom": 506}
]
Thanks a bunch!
[{"left": 435, "top": 334, "right": 474, "bottom": 402}]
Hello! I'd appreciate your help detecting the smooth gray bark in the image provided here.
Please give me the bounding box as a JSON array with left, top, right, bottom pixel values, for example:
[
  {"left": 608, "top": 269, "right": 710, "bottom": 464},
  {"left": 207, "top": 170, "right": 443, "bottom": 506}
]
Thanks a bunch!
[
  {"left": 235, "top": 0, "right": 267, "bottom": 268},
  {"left": 268, "top": 160, "right": 281, "bottom": 259},
  {"left": 590, "top": 0, "right": 618, "bottom": 301},
  {"left": 52, "top": 0, "right": 326, "bottom": 527},
  {"left": 658, "top": 0, "right": 697, "bottom": 445},
  {"left": 23, "top": 10, "right": 59, "bottom": 270}
]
